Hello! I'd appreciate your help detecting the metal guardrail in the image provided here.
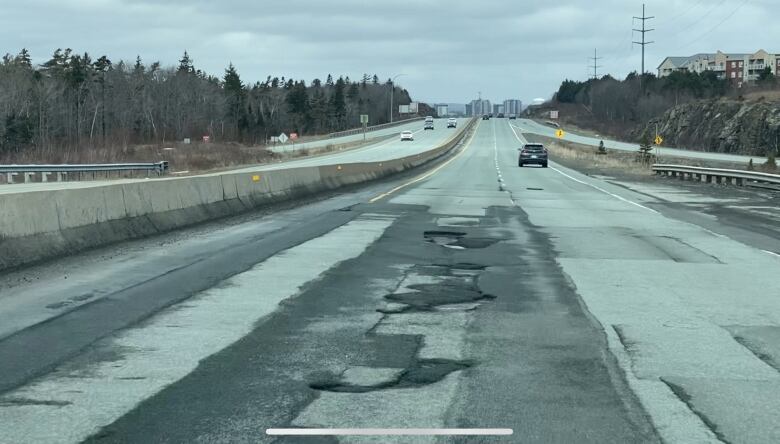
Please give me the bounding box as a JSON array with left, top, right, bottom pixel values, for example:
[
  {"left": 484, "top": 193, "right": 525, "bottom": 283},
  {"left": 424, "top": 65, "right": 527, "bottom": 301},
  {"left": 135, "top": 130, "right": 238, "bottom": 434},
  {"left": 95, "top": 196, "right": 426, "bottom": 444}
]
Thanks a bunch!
[
  {"left": 327, "top": 117, "right": 425, "bottom": 139},
  {"left": 1, "top": 161, "right": 169, "bottom": 184},
  {"left": 652, "top": 164, "right": 780, "bottom": 186}
]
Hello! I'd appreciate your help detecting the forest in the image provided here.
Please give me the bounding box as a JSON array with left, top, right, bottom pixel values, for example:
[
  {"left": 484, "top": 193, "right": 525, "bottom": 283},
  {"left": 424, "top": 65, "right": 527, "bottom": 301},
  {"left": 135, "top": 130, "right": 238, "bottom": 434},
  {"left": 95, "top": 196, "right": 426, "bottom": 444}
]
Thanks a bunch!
[{"left": 0, "top": 48, "right": 414, "bottom": 159}]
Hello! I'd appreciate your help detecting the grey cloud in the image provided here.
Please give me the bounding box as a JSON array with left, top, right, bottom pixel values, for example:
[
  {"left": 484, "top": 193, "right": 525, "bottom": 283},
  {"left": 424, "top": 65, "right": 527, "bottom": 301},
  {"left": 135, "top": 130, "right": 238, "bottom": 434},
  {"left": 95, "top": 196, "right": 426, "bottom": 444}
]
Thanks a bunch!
[{"left": 1, "top": 0, "right": 777, "bottom": 105}]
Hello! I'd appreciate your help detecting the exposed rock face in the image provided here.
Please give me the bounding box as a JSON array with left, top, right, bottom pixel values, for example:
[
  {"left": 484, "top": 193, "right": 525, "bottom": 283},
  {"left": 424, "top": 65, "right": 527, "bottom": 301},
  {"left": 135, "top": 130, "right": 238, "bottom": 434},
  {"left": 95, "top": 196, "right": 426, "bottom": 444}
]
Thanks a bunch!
[{"left": 639, "top": 99, "right": 780, "bottom": 156}]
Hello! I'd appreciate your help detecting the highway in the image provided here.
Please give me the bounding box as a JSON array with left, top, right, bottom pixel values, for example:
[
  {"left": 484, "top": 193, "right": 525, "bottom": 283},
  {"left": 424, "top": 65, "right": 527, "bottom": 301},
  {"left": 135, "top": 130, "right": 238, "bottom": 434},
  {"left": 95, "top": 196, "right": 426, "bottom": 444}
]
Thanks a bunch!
[
  {"left": 267, "top": 118, "right": 423, "bottom": 154},
  {"left": 0, "top": 118, "right": 468, "bottom": 195},
  {"left": 516, "top": 118, "right": 766, "bottom": 164},
  {"left": 1, "top": 119, "right": 780, "bottom": 443}
]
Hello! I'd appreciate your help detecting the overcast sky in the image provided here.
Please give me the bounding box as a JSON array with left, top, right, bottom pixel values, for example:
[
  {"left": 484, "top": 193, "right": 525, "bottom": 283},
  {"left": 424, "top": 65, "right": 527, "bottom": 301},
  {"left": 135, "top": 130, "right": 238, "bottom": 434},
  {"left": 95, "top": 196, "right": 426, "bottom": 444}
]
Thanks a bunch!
[{"left": 1, "top": 0, "right": 775, "bottom": 105}]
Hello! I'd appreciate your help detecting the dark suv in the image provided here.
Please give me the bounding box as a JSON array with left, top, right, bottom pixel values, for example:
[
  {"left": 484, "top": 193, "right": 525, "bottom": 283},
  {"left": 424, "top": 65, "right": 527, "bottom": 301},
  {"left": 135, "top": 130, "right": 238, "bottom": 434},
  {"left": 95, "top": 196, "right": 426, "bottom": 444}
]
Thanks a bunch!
[{"left": 518, "top": 143, "right": 548, "bottom": 168}]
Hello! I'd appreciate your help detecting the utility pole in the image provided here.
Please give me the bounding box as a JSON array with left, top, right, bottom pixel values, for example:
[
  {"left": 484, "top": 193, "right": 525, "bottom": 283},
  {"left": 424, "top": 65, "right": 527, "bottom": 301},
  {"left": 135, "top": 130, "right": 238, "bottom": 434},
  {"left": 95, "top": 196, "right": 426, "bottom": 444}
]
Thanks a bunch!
[
  {"left": 589, "top": 49, "right": 603, "bottom": 80},
  {"left": 633, "top": 3, "right": 654, "bottom": 86},
  {"left": 389, "top": 74, "right": 406, "bottom": 123}
]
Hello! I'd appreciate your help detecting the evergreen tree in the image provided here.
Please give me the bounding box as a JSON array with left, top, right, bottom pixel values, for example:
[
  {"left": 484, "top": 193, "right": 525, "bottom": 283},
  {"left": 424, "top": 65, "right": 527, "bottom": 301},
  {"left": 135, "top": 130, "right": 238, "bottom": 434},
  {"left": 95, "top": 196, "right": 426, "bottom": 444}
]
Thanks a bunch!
[
  {"left": 133, "top": 55, "right": 144, "bottom": 74},
  {"left": 224, "top": 63, "right": 246, "bottom": 135},
  {"left": 224, "top": 63, "right": 243, "bottom": 92},
  {"left": 347, "top": 82, "right": 359, "bottom": 102},
  {"left": 330, "top": 77, "right": 347, "bottom": 129},
  {"left": 326, "top": 74, "right": 334, "bottom": 86},
  {"left": 178, "top": 51, "right": 194, "bottom": 74},
  {"left": 372, "top": 74, "right": 379, "bottom": 84},
  {"left": 14, "top": 48, "right": 32, "bottom": 68}
]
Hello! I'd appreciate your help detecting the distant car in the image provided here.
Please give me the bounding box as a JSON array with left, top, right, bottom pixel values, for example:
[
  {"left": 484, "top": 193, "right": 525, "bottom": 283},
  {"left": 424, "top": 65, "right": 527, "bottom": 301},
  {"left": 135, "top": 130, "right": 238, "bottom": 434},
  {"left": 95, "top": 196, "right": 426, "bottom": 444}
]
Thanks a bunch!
[
  {"left": 508, "top": 114, "right": 517, "bottom": 120},
  {"left": 498, "top": 113, "right": 505, "bottom": 118},
  {"left": 425, "top": 116, "right": 434, "bottom": 123},
  {"left": 400, "top": 130, "right": 414, "bottom": 141},
  {"left": 518, "top": 143, "right": 548, "bottom": 167},
  {"left": 447, "top": 118, "right": 457, "bottom": 128},
  {"left": 424, "top": 121, "right": 434, "bottom": 130},
  {"left": 482, "top": 114, "right": 489, "bottom": 120}
]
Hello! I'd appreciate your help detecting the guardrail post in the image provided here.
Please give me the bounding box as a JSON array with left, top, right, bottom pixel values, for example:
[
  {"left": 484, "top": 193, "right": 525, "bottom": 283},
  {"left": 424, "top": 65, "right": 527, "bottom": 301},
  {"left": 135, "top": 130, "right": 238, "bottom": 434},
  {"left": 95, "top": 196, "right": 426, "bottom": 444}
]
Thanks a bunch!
[
  {"left": 6, "top": 173, "right": 16, "bottom": 184},
  {"left": 735, "top": 177, "right": 743, "bottom": 186},
  {"left": 23, "top": 172, "right": 34, "bottom": 183},
  {"left": 41, "top": 172, "right": 49, "bottom": 182}
]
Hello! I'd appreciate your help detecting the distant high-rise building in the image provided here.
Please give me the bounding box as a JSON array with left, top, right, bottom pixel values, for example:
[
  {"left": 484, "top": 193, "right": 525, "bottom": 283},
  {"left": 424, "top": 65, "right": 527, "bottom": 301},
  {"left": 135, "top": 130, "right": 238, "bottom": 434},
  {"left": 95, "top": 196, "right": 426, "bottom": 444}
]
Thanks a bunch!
[
  {"left": 493, "top": 104, "right": 505, "bottom": 115},
  {"left": 469, "top": 99, "right": 492, "bottom": 116},
  {"left": 503, "top": 99, "right": 523, "bottom": 115},
  {"left": 465, "top": 103, "right": 473, "bottom": 116}
]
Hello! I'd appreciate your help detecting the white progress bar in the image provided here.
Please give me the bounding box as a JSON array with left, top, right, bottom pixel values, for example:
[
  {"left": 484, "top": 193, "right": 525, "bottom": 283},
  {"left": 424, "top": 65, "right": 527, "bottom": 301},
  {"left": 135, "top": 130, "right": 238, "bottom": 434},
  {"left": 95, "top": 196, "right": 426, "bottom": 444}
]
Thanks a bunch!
[{"left": 266, "top": 428, "right": 513, "bottom": 436}]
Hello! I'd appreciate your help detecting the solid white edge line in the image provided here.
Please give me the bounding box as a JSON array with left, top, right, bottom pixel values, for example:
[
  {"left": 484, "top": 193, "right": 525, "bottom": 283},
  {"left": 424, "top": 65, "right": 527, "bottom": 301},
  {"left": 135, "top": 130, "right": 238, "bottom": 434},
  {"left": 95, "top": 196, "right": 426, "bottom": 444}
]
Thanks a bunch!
[
  {"left": 762, "top": 249, "right": 780, "bottom": 258},
  {"left": 368, "top": 120, "right": 480, "bottom": 203},
  {"left": 549, "top": 167, "right": 659, "bottom": 213},
  {"left": 507, "top": 121, "right": 659, "bottom": 214},
  {"left": 266, "top": 428, "right": 514, "bottom": 436}
]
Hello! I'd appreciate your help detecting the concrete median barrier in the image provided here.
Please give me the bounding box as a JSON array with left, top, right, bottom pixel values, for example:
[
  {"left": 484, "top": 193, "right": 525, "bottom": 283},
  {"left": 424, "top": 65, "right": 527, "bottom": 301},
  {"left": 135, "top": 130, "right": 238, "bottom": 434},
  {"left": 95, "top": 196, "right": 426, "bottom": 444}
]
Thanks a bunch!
[{"left": 0, "top": 119, "right": 476, "bottom": 271}]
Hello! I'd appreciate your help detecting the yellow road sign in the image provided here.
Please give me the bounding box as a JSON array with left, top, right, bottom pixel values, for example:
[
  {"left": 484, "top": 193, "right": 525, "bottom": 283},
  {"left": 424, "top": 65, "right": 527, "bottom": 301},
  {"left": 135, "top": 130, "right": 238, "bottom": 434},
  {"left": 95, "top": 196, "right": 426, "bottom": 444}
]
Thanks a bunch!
[
  {"left": 654, "top": 135, "right": 663, "bottom": 145},
  {"left": 555, "top": 129, "right": 565, "bottom": 138}
]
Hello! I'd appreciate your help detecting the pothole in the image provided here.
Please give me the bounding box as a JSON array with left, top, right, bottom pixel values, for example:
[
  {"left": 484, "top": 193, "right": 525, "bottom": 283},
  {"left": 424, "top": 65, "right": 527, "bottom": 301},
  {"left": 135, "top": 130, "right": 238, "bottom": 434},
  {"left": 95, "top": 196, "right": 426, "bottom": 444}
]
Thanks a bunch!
[
  {"left": 424, "top": 231, "right": 499, "bottom": 250},
  {"left": 385, "top": 283, "right": 496, "bottom": 310},
  {"left": 424, "top": 231, "right": 466, "bottom": 247},
  {"left": 309, "top": 359, "right": 473, "bottom": 393},
  {"left": 454, "top": 238, "right": 499, "bottom": 249},
  {"left": 436, "top": 217, "right": 480, "bottom": 227},
  {"left": 432, "top": 262, "right": 487, "bottom": 270}
]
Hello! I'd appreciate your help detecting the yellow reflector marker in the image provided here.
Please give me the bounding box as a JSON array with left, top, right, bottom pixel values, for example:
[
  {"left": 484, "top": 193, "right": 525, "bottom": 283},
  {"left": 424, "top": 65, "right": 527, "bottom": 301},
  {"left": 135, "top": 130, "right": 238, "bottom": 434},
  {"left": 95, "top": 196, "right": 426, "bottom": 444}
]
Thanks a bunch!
[{"left": 252, "top": 175, "right": 261, "bottom": 182}]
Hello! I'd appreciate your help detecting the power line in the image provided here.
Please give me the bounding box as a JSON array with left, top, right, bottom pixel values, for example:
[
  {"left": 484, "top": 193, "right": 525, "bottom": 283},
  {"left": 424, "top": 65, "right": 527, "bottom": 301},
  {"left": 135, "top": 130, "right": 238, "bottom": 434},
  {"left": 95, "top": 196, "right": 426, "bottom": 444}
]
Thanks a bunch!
[
  {"left": 633, "top": 3, "right": 654, "bottom": 76},
  {"left": 589, "top": 49, "right": 603, "bottom": 79},
  {"left": 666, "top": 0, "right": 729, "bottom": 39},
  {"left": 660, "top": 0, "right": 708, "bottom": 30},
  {"left": 678, "top": 0, "right": 750, "bottom": 51}
]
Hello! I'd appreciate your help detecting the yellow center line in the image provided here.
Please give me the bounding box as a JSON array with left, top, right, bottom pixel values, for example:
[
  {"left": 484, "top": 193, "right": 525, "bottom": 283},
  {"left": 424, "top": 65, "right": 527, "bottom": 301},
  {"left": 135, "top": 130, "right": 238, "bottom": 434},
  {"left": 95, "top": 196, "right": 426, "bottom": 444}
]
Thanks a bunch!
[{"left": 368, "top": 121, "right": 481, "bottom": 203}]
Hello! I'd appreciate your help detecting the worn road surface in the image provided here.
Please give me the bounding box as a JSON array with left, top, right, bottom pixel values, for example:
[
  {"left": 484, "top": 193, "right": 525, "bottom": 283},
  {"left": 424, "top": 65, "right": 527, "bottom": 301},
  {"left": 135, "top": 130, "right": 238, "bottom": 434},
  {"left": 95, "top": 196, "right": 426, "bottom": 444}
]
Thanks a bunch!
[{"left": 2, "top": 119, "right": 779, "bottom": 443}]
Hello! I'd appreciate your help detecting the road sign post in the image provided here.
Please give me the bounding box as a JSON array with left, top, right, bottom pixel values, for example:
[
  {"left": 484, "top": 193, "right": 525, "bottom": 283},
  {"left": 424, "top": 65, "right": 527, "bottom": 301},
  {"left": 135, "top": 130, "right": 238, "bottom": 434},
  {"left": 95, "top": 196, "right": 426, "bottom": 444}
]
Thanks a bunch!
[{"left": 360, "top": 114, "right": 369, "bottom": 140}]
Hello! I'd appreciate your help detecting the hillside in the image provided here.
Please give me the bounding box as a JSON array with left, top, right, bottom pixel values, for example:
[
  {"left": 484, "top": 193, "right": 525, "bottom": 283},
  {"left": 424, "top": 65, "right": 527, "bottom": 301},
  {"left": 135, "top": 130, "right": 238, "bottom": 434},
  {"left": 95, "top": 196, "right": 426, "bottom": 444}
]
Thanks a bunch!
[{"left": 529, "top": 72, "right": 780, "bottom": 157}]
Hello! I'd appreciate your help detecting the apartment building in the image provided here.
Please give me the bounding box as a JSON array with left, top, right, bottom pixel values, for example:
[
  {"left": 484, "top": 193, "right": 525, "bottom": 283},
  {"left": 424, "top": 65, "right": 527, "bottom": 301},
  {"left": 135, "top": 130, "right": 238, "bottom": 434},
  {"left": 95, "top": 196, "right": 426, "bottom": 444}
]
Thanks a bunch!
[
  {"left": 503, "top": 99, "right": 523, "bottom": 115},
  {"left": 658, "top": 49, "right": 779, "bottom": 86},
  {"left": 469, "top": 99, "right": 492, "bottom": 116}
]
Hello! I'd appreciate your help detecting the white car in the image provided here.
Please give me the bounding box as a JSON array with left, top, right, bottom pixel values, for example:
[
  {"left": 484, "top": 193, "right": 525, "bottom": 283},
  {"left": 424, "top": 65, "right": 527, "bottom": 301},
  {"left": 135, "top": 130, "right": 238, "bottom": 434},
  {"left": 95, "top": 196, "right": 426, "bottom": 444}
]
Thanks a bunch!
[
  {"left": 400, "top": 130, "right": 414, "bottom": 141},
  {"left": 447, "top": 118, "right": 457, "bottom": 128}
]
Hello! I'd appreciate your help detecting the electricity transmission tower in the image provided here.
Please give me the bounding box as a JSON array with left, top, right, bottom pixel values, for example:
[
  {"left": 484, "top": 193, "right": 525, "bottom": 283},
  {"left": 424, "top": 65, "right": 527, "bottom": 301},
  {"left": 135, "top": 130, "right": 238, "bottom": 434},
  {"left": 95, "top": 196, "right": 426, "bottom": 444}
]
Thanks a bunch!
[
  {"left": 589, "top": 49, "right": 603, "bottom": 79},
  {"left": 633, "top": 3, "right": 655, "bottom": 77}
]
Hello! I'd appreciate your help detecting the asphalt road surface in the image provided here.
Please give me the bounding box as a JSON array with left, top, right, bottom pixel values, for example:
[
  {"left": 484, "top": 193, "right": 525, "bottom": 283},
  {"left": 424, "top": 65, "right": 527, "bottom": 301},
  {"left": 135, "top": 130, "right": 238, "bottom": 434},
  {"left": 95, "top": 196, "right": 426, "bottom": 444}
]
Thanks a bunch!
[
  {"left": 267, "top": 119, "right": 424, "bottom": 154},
  {"left": 1, "top": 119, "right": 779, "bottom": 443}
]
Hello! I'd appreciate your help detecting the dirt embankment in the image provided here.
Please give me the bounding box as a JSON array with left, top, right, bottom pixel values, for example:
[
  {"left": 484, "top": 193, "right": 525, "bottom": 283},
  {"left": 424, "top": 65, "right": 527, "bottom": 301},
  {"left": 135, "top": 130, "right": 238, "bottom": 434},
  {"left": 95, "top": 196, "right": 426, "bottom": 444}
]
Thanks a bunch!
[{"left": 524, "top": 134, "right": 756, "bottom": 180}]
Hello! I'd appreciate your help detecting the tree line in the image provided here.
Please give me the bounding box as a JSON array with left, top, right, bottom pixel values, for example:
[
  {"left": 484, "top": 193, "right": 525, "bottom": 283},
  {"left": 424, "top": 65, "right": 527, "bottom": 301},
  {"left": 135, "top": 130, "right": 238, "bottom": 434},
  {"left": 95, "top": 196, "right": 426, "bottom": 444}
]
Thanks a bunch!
[
  {"left": 0, "top": 48, "right": 415, "bottom": 155},
  {"left": 553, "top": 69, "right": 778, "bottom": 129}
]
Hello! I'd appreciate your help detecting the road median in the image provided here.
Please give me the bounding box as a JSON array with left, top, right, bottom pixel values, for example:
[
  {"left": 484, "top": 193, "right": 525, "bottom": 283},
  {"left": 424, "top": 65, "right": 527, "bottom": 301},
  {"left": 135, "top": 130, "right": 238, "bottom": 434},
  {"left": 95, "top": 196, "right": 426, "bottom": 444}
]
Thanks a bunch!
[{"left": 0, "top": 119, "right": 476, "bottom": 272}]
